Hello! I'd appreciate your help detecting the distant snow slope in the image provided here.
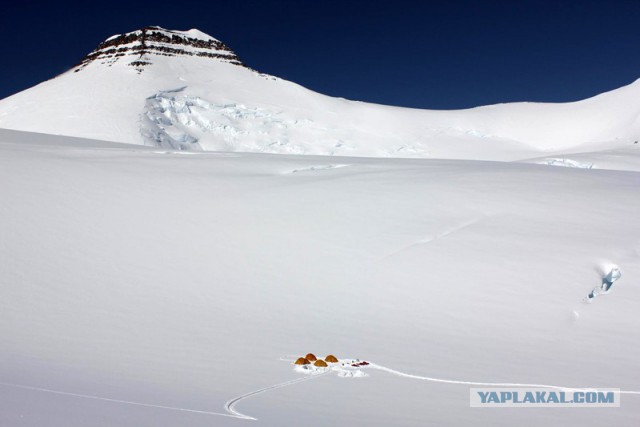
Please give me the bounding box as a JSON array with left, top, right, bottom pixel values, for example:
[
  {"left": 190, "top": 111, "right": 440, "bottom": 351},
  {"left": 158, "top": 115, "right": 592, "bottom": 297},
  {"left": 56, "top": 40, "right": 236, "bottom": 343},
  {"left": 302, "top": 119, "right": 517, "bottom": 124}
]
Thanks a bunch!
[
  {"left": 0, "top": 27, "right": 638, "bottom": 159},
  {"left": 1, "top": 129, "right": 639, "bottom": 426}
]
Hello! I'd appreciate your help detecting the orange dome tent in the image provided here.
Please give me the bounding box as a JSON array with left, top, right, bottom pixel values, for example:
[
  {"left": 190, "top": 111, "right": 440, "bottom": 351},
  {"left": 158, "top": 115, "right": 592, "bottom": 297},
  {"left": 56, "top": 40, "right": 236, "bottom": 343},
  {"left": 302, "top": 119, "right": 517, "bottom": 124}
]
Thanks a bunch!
[
  {"left": 294, "top": 357, "right": 311, "bottom": 365},
  {"left": 305, "top": 353, "right": 318, "bottom": 362},
  {"left": 314, "top": 359, "right": 328, "bottom": 367},
  {"left": 325, "top": 355, "right": 338, "bottom": 363}
]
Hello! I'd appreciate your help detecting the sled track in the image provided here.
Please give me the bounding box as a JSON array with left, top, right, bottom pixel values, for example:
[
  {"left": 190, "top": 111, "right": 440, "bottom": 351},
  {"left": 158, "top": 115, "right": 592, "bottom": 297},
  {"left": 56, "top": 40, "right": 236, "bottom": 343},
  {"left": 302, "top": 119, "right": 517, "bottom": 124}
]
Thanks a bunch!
[
  {"left": 0, "top": 381, "right": 238, "bottom": 418},
  {"left": 0, "top": 370, "right": 329, "bottom": 422},
  {"left": 1, "top": 359, "right": 637, "bottom": 423},
  {"left": 224, "top": 371, "right": 329, "bottom": 420},
  {"left": 369, "top": 364, "right": 640, "bottom": 395}
]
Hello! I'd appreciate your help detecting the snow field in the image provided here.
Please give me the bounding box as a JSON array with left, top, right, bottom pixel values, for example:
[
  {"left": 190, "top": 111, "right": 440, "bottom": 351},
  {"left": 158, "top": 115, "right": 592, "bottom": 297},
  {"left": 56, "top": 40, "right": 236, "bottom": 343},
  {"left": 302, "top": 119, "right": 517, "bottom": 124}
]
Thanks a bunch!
[{"left": 1, "top": 131, "right": 639, "bottom": 425}]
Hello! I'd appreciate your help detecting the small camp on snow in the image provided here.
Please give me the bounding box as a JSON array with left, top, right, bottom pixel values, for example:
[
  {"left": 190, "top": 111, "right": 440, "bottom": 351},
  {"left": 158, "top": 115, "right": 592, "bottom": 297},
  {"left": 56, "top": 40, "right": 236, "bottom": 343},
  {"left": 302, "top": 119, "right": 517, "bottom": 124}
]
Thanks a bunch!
[
  {"left": 325, "top": 355, "right": 338, "bottom": 363},
  {"left": 305, "top": 353, "right": 318, "bottom": 362},
  {"left": 295, "top": 357, "right": 310, "bottom": 365},
  {"left": 314, "top": 359, "right": 328, "bottom": 367}
]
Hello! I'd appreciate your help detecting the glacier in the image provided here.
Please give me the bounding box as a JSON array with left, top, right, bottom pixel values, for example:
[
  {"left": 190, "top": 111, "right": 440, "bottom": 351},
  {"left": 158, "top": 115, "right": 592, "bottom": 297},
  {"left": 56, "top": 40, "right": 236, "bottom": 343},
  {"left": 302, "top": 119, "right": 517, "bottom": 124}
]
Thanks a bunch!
[{"left": 1, "top": 26, "right": 640, "bottom": 426}]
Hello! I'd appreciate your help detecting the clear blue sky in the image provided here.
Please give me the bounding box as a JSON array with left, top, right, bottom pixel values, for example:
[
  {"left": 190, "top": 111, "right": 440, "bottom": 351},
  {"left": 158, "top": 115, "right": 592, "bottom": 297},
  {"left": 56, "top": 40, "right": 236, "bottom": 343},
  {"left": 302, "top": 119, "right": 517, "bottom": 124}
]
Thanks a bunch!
[{"left": 3, "top": 0, "right": 640, "bottom": 109}]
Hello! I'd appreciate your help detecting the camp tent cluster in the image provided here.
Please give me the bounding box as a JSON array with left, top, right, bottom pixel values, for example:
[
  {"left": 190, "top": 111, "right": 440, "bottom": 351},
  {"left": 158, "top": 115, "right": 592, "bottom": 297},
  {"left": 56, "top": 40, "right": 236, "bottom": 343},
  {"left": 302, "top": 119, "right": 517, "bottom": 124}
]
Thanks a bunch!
[{"left": 294, "top": 353, "right": 339, "bottom": 367}]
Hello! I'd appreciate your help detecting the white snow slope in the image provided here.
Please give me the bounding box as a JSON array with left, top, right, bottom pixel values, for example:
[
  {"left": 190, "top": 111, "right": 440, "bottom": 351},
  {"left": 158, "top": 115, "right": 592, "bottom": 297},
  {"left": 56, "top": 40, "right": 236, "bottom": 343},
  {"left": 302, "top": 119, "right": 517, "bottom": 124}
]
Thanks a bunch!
[
  {"left": 0, "top": 27, "right": 639, "bottom": 161},
  {"left": 1, "top": 128, "right": 640, "bottom": 426},
  {"left": 1, "top": 26, "right": 640, "bottom": 426}
]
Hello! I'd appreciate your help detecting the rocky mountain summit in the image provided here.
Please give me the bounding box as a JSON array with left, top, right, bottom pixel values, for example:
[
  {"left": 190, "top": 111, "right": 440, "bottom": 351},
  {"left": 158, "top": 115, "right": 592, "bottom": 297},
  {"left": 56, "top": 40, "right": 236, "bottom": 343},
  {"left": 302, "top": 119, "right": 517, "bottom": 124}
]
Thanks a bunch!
[{"left": 74, "top": 26, "right": 244, "bottom": 72}]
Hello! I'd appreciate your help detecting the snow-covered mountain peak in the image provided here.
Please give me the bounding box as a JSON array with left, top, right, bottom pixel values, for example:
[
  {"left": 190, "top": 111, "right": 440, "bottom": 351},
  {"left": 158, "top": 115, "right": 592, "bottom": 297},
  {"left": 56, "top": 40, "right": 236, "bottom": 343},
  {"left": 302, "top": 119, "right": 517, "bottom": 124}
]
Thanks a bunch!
[
  {"left": 1, "top": 26, "right": 639, "bottom": 157},
  {"left": 74, "top": 26, "right": 244, "bottom": 73}
]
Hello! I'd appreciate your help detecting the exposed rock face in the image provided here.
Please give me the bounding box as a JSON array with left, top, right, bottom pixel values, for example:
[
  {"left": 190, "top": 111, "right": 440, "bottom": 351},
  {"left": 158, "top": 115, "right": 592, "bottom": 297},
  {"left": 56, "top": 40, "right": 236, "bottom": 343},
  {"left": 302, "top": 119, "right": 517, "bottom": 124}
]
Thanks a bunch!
[{"left": 74, "top": 26, "right": 244, "bottom": 72}]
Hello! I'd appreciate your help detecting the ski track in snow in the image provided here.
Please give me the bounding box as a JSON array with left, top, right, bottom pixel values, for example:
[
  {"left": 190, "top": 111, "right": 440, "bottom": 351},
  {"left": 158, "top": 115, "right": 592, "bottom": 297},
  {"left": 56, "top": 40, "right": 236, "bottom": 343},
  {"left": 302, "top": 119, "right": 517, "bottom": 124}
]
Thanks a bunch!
[
  {"left": 368, "top": 365, "right": 640, "bottom": 395},
  {"left": 1, "top": 358, "right": 638, "bottom": 423},
  {"left": 0, "top": 371, "right": 329, "bottom": 422},
  {"left": 0, "top": 381, "right": 238, "bottom": 419},
  {"left": 383, "top": 218, "right": 480, "bottom": 259},
  {"left": 224, "top": 372, "right": 329, "bottom": 420}
]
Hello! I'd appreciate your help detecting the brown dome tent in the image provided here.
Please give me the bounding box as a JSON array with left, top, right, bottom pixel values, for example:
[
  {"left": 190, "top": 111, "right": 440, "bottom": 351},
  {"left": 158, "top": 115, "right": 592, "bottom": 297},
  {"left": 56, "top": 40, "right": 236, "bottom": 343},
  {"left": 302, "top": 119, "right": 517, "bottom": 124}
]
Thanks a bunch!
[
  {"left": 305, "top": 353, "right": 318, "bottom": 362},
  {"left": 314, "top": 359, "right": 328, "bottom": 367},
  {"left": 294, "top": 357, "right": 311, "bottom": 365},
  {"left": 325, "top": 355, "right": 338, "bottom": 363}
]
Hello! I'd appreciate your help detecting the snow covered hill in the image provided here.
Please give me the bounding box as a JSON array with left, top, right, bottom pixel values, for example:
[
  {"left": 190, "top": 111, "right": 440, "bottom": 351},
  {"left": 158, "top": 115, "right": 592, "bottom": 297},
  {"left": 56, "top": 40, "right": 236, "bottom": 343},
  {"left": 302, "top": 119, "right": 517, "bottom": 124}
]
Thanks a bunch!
[
  {"left": 0, "top": 26, "right": 638, "bottom": 160},
  {"left": 1, "top": 26, "right": 640, "bottom": 426}
]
